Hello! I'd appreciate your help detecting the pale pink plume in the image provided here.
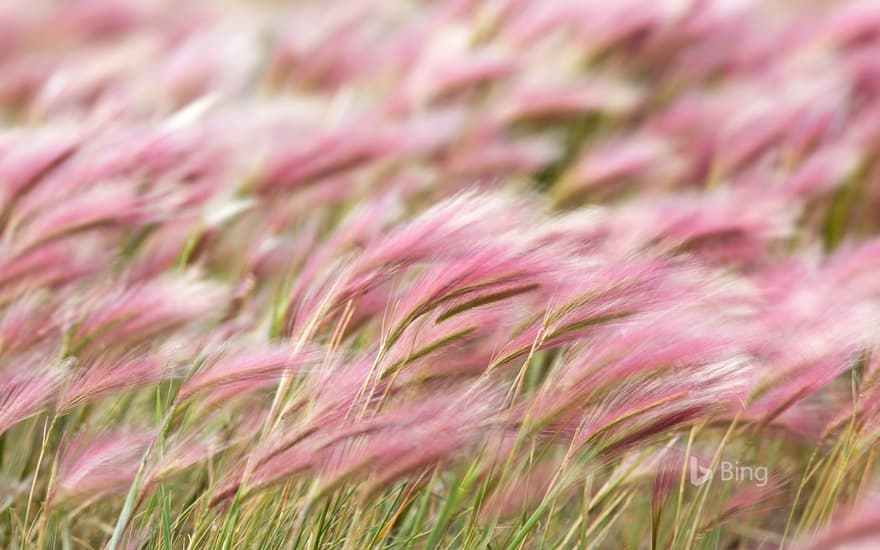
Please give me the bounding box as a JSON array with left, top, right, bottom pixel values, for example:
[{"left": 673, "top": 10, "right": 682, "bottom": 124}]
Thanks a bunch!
[
  {"left": 68, "top": 274, "right": 223, "bottom": 354},
  {"left": 52, "top": 430, "right": 153, "bottom": 505},
  {"left": 177, "top": 344, "right": 318, "bottom": 402},
  {"left": 0, "top": 367, "right": 61, "bottom": 436},
  {"left": 796, "top": 494, "right": 880, "bottom": 550},
  {"left": 0, "top": 293, "right": 57, "bottom": 354},
  {"left": 58, "top": 356, "right": 164, "bottom": 414}
]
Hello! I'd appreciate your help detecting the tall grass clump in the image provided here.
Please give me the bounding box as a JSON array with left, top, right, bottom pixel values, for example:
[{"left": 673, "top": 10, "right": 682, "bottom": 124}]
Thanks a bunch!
[{"left": 3, "top": 0, "right": 880, "bottom": 548}]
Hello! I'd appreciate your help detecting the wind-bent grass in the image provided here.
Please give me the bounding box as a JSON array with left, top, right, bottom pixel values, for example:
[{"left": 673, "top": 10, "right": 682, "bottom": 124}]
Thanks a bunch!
[{"left": 2, "top": 0, "right": 880, "bottom": 548}]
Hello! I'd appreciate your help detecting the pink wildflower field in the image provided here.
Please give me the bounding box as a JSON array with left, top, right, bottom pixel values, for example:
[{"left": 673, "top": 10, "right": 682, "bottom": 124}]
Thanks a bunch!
[{"left": 3, "top": 0, "right": 880, "bottom": 548}]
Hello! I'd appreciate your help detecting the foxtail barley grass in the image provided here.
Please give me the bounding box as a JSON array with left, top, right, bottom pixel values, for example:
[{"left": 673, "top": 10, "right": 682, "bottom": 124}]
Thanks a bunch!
[{"left": 3, "top": 0, "right": 880, "bottom": 548}]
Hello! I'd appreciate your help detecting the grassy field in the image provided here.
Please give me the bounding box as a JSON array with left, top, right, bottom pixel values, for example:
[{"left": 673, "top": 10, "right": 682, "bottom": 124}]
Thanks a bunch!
[{"left": 2, "top": 0, "right": 880, "bottom": 548}]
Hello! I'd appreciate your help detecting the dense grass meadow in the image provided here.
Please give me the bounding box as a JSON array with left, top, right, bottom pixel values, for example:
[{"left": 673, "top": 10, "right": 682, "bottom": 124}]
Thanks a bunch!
[{"left": 5, "top": 0, "right": 880, "bottom": 548}]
